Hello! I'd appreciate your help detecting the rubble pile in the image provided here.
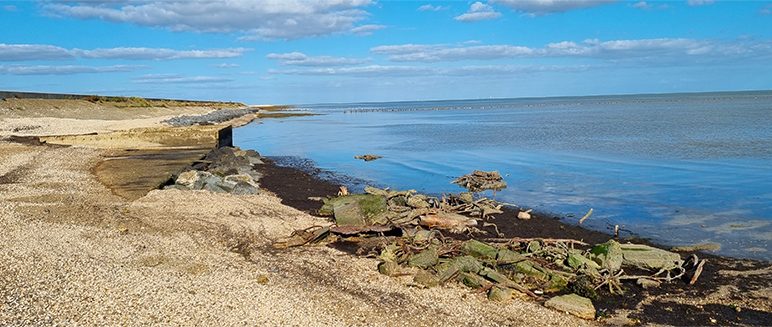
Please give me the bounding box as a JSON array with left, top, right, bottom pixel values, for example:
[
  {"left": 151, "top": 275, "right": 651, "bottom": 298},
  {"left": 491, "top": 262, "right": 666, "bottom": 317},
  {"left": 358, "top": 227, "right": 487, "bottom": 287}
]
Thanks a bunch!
[
  {"left": 274, "top": 170, "right": 708, "bottom": 320},
  {"left": 165, "top": 146, "right": 262, "bottom": 195},
  {"left": 452, "top": 170, "right": 507, "bottom": 192}
]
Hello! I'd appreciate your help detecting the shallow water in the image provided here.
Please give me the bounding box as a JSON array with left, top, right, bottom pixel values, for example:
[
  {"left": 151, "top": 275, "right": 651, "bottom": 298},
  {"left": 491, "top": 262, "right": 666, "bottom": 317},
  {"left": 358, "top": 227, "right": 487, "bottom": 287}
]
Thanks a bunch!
[{"left": 235, "top": 91, "right": 772, "bottom": 260}]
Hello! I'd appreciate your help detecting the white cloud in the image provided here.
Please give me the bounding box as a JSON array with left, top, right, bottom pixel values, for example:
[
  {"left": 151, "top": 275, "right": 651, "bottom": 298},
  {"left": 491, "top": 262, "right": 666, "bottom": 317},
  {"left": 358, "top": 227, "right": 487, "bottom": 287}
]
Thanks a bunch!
[
  {"left": 133, "top": 74, "right": 232, "bottom": 84},
  {"left": 74, "top": 47, "right": 248, "bottom": 60},
  {"left": 491, "top": 0, "right": 616, "bottom": 15},
  {"left": 0, "top": 43, "right": 248, "bottom": 61},
  {"left": 269, "top": 64, "right": 587, "bottom": 77},
  {"left": 631, "top": 1, "right": 669, "bottom": 10},
  {"left": 350, "top": 24, "right": 386, "bottom": 35},
  {"left": 417, "top": 4, "right": 448, "bottom": 11},
  {"left": 45, "top": 0, "right": 377, "bottom": 40},
  {"left": 269, "top": 65, "right": 434, "bottom": 77},
  {"left": 266, "top": 52, "right": 368, "bottom": 66},
  {"left": 0, "top": 44, "right": 73, "bottom": 61},
  {"left": 214, "top": 63, "right": 240, "bottom": 68},
  {"left": 455, "top": 2, "right": 502, "bottom": 22},
  {"left": 632, "top": 1, "right": 651, "bottom": 9},
  {"left": 377, "top": 44, "right": 534, "bottom": 61},
  {"left": 372, "top": 38, "right": 772, "bottom": 63},
  {"left": 0, "top": 64, "right": 142, "bottom": 75},
  {"left": 687, "top": 0, "right": 714, "bottom": 6}
]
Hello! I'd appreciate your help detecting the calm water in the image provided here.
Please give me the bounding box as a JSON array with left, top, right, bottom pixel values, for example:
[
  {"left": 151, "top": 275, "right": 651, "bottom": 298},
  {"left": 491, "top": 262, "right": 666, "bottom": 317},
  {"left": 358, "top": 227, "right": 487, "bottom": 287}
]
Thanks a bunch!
[{"left": 235, "top": 91, "right": 772, "bottom": 260}]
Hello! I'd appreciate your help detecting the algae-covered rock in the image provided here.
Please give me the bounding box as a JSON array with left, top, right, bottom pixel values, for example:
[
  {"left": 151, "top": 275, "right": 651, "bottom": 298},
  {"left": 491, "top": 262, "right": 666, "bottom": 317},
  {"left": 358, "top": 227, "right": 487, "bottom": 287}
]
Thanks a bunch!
[
  {"left": 461, "top": 240, "right": 498, "bottom": 260},
  {"left": 320, "top": 194, "right": 388, "bottom": 226},
  {"left": 512, "top": 260, "right": 568, "bottom": 292},
  {"left": 479, "top": 267, "right": 511, "bottom": 284},
  {"left": 589, "top": 240, "right": 623, "bottom": 273},
  {"left": 438, "top": 256, "right": 483, "bottom": 282},
  {"left": 378, "top": 261, "right": 401, "bottom": 276},
  {"left": 567, "top": 253, "right": 600, "bottom": 270},
  {"left": 488, "top": 287, "right": 514, "bottom": 302},
  {"left": 544, "top": 294, "right": 596, "bottom": 320},
  {"left": 408, "top": 247, "right": 439, "bottom": 269},
  {"left": 496, "top": 248, "right": 527, "bottom": 265},
  {"left": 568, "top": 275, "right": 599, "bottom": 301},
  {"left": 620, "top": 243, "right": 682, "bottom": 271},
  {"left": 413, "top": 270, "right": 439, "bottom": 288},
  {"left": 461, "top": 272, "right": 493, "bottom": 289},
  {"left": 379, "top": 244, "right": 399, "bottom": 263},
  {"left": 527, "top": 240, "right": 541, "bottom": 252}
]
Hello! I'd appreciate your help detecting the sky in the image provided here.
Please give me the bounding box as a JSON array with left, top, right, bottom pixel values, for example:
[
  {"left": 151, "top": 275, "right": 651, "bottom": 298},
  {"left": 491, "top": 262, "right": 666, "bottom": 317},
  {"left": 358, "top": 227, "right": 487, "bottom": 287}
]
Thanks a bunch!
[{"left": 1, "top": 0, "right": 771, "bottom": 104}]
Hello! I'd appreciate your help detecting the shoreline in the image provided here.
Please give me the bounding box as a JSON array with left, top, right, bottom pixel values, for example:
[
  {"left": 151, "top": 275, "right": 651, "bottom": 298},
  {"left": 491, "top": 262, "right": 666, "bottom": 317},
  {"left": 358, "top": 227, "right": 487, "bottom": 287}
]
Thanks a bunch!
[
  {"left": 255, "top": 154, "right": 772, "bottom": 326},
  {"left": 1, "top": 100, "right": 770, "bottom": 325}
]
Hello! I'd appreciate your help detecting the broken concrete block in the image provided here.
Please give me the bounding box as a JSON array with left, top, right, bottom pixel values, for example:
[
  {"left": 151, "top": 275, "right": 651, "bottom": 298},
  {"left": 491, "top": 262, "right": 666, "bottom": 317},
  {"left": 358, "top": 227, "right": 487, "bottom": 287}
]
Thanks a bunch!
[
  {"left": 620, "top": 243, "right": 682, "bottom": 271},
  {"left": 413, "top": 270, "right": 439, "bottom": 288},
  {"left": 408, "top": 247, "right": 439, "bottom": 269},
  {"left": 461, "top": 239, "right": 498, "bottom": 260},
  {"left": 544, "top": 294, "right": 596, "bottom": 320}
]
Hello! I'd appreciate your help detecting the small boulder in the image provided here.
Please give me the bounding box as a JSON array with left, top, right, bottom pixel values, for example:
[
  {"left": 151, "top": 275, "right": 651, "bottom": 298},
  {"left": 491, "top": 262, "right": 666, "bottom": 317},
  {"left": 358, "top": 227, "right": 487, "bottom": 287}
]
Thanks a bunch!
[
  {"left": 232, "top": 182, "right": 259, "bottom": 195},
  {"left": 620, "top": 243, "right": 682, "bottom": 271},
  {"left": 544, "top": 294, "right": 596, "bottom": 320},
  {"left": 224, "top": 174, "right": 257, "bottom": 186},
  {"left": 413, "top": 270, "right": 439, "bottom": 288},
  {"left": 378, "top": 261, "right": 400, "bottom": 276},
  {"left": 517, "top": 210, "right": 532, "bottom": 220},
  {"left": 325, "top": 194, "right": 388, "bottom": 226},
  {"left": 488, "top": 287, "right": 514, "bottom": 302},
  {"left": 202, "top": 182, "right": 228, "bottom": 193},
  {"left": 589, "top": 240, "right": 624, "bottom": 273},
  {"left": 176, "top": 170, "right": 212, "bottom": 189}
]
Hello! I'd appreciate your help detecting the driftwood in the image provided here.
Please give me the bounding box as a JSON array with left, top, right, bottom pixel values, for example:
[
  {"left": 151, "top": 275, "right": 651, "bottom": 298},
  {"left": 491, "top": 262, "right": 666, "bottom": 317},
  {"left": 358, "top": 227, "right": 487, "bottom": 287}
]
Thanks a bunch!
[{"left": 578, "top": 208, "right": 593, "bottom": 224}]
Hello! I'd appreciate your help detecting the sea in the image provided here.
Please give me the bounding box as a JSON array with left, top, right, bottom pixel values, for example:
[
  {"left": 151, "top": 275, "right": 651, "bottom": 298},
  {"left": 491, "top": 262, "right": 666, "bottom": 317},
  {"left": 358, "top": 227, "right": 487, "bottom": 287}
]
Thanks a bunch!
[{"left": 235, "top": 91, "right": 772, "bottom": 261}]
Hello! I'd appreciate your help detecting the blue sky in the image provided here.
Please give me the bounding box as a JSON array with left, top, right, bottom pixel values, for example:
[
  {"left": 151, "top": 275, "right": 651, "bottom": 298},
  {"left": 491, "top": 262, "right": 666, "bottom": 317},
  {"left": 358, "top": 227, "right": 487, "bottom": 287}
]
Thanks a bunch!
[{"left": 1, "top": 0, "right": 771, "bottom": 104}]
